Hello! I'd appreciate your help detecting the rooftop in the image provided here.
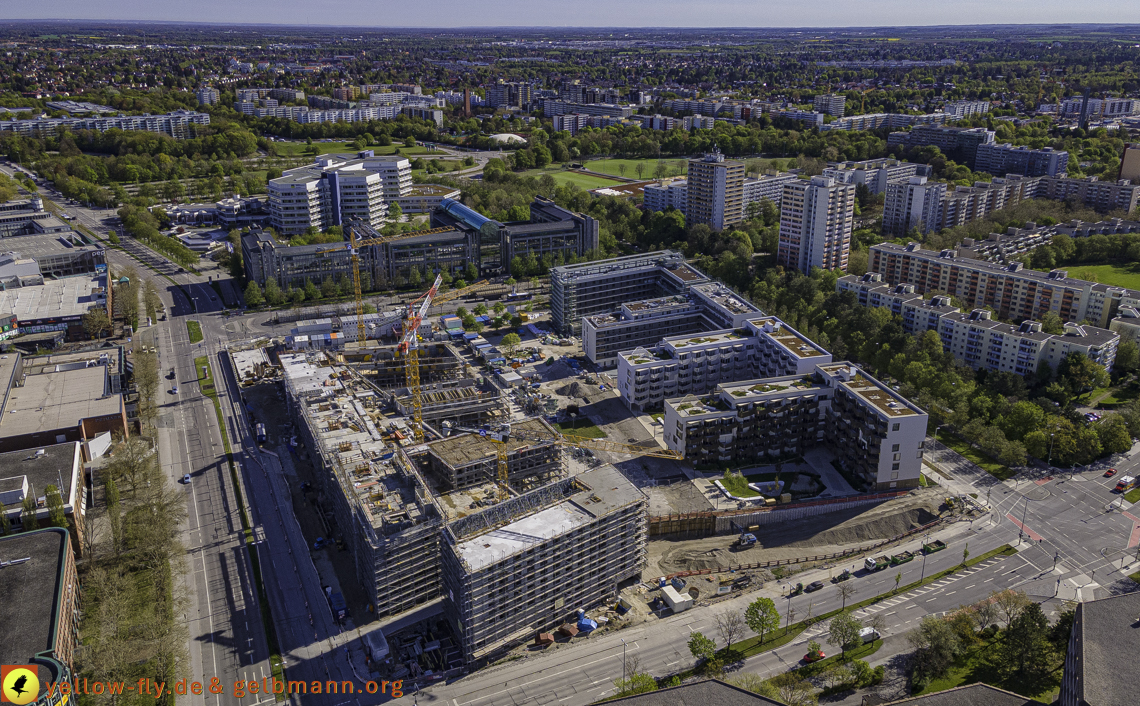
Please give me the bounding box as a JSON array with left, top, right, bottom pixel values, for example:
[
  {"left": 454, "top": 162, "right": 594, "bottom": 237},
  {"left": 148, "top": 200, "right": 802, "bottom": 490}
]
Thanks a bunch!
[
  {"left": 663, "top": 328, "right": 750, "bottom": 351},
  {"left": 748, "top": 317, "right": 829, "bottom": 359},
  {"left": 719, "top": 375, "right": 824, "bottom": 403},
  {"left": 0, "top": 366, "right": 121, "bottom": 438},
  {"left": 404, "top": 183, "right": 461, "bottom": 197},
  {"left": 0, "top": 442, "right": 81, "bottom": 507},
  {"left": 1068, "top": 589, "right": 1140, "bottom": 706},
  {"left": 880, "top": 683, "right": 1034, "bottom": 705},
  {"left": 0, "top": 275, "right": 106, "bottom": 322},
  {"left": 692, "top": 282, "right": 762, "bottom": 317},
  {"left": 452, "top": 465, "right": 643, "bottom": 572},
  {"left": 550, "top": 250, "right": 687, "bottom": 280},
  {"left": 0, "top": 528, "right": 71, "bottom": 681},
  {"left": 819, "top": 363, "right": 920, "bottom": 417},
  {"left": 428, "top": 417, "right": 556, "bottom": 468}
]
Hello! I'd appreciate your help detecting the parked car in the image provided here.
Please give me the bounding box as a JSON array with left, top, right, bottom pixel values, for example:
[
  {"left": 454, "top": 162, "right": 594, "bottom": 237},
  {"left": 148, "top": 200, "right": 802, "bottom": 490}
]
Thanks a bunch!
[
  {"left": 313, "top": 537, "right": 327, "bottom": 549},
  {"left": 182, "top": 474, "right": 191, "bottom": 484},
  {"left": 1104, "top": 468, "right": 1118, "bottom": 478},
  {"left": 804, "top": 581, "right": 825, "bottom": 593},
  {"left": 802, "top": 649, "right": 825, "bottom": 663}
]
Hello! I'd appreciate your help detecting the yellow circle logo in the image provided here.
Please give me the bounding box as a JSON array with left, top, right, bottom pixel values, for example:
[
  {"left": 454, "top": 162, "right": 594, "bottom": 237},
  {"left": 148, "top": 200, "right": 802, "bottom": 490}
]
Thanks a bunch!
[{"left": 2, "top": 667, "right": 40, "bottom": 705}]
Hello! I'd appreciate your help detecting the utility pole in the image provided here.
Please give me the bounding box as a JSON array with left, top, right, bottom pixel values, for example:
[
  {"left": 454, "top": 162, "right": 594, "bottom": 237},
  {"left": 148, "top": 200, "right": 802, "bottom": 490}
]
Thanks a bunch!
[{"left": 621, "top": 638, "right": 627, "bottom": 691}]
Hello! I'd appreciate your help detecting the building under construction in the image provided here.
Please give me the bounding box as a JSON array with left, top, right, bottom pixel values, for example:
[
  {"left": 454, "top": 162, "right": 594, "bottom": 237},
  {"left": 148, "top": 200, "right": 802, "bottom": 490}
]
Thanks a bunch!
[
  {"left": 422, "top": 417, "right": 563, "bottom": 492},
  {"left": 281, "top": 352, "right": 445, "bottom": 617},
  {"left": 354, "top": 342, "right": 467, "bottom": 389},
  {"left": 440, "top": 465, "right": 647, "bottom": 663},
  {"left": 387, "top": 379, "right": 506, "bottom": 431}
]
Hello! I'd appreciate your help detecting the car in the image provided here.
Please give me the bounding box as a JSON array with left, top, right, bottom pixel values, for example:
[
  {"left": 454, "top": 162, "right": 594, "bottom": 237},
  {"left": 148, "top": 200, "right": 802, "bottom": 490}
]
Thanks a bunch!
[
  {"left": 804, "top": 580, "right": 825, "bottom": 593},
  {"left": 182, "top": 474, "right": 191, "bottom": 484},
  {"left": 802, "top": 650, "right": 825, "bottom": 663},
  {"left": 313, "top": 537, "right": 327, "bottom": 549},
  {"left": 170, "top": 385, "right": 178, "bottom": 394},
  {"left": 1104, "top": 468, "right": 1118, "bottom": 478}
]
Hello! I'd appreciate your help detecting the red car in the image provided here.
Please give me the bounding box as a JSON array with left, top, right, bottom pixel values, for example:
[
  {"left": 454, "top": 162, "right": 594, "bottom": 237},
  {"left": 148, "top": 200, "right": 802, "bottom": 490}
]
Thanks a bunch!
[
  {"left": 1104, "top": 468, "right": 1118, "bottom": 478},
  {"left": 803, "top": 650, "right": 825, "bottom": 663}
]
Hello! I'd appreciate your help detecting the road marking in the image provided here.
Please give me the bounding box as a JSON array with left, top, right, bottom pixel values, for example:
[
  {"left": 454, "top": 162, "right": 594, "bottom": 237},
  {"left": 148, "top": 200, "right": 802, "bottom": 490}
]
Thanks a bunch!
[
  {"left": 1129, "top": 523, "right": 1140, "bottom": 550},
  {"left": 985, "top": 577, "right": 996, "bottom": 582},
  {"left": 1005, "top": 513, "right": 1044, "bottom": 541},
  {"left": 945, "top": 591, "right": 956, "bottom": 596},
  {"left": 883, "top": 611, "right": 897, "bottom": 617},
  {"left": 965, "top": 584, "right": 976, "bottom": 589},
  {"left": 907, "top": 605, "right": 920, "bottom": 609}
]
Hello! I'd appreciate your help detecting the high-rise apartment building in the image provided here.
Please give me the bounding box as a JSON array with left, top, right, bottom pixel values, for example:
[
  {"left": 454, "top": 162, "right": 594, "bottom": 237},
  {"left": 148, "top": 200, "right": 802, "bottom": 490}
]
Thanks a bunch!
[
  {"left": 882, "top": 177, "right": 948, "bottom": 236},
  {"left": 743, "top": 172, "right": 799, "bottom": 207},
  {"left": 813, "top": 94, "right": 846, "bottom": 116},
  {"left": 196, "top": 86, "right": 220, "bottom": 106},
  {"left": 486, "top": 81, "right": 533, "bottom": 109},
  {"left": 642, "top": 180, "right": 689, "bottom": 214},
  {"left": 686, "top": 153, "right": 745, "bottom": 231},
  {"left": 776, "top": 176, "right": 855, "bottom": 273},
  {"left": 887, "top": 126, "right": 995, "bottom": 169},
  {"left": 974, "top": 144, "right": 1069, "bottom": 178},
  {"left": 822, "top": 159, "right": 932, "bottom": 195}
]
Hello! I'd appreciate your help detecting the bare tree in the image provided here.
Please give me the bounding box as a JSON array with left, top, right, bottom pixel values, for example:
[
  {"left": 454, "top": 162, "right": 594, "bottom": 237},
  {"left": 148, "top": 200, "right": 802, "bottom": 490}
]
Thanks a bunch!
[
  {"left": 990, "top": 589, "right": 1032, "bottom": 628},
  {"left": 838, "top": 581, "right": 857, "bottom": 610},
  {"left": 768, "top": 672, "right": 818, "bottom": 706},
  {"left": 142, "top": 279, "right": 162, "bottom": 321},
  {"left": 971, "top": 599, "right": 999, "bottom": 632},
  {"left": 715, "top": 609, "right": 747, "bottom": 650},
  {"left": 106, "top": 437, "right": 158, "bottom": 497},
  {"left": 866, "top": 612, "right": 888, "bottom": 636}
]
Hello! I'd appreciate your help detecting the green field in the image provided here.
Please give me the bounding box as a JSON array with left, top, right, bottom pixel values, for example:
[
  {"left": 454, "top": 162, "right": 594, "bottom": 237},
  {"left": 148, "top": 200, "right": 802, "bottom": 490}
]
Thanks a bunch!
[
  {"left": 518, "top": 167, "right": 625, "bottom": 189},
  {"left": 554, "top": 419, "right": 607, "bottom": 439},
  {"left": 581, "top": 158, "right": 687, "bottom": 180},
  {"left": 1066, "top": 263, "right": 1140, "bottom": 290},
  {"left": 916, "top": 634, "right": 1059, "bottom": 702},
  {"left": 271, "top": 141, "right": 441, "bottom": 158},
  {"left": 186, "top": 320, "right": 203, "bottom": 343}
]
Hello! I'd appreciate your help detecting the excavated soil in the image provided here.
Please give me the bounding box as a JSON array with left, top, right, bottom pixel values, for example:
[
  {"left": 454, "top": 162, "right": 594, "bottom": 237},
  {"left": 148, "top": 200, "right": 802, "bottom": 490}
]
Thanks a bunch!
[{"left": 648, "top": 489, "right": 944, "bottom": 576}]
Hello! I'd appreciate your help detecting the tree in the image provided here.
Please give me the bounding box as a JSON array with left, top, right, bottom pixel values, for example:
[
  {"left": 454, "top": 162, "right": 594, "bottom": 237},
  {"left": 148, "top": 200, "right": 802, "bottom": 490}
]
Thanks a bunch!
[
  {"left": 303, "top": 278, "right": 320, "bottom": 301},
  {"left": 1001, "top": 602, "right": 1051, "bottom": 678},
  {"left": 142, "top": 279, "right": 162, "bottom": 321},
  {"left": 1049, "top": 603, "right": 1076, "bottom": 656},
  {"left": 961, "top": 542, "right": 970, "bottom": 566},
  {"left": 473, "top": 303, "right": 488, "bottom": 316},
  {"left": 828, "top": 611, "right": 863, "bottom": 657},
  {"left": 1058, "top": 352, "right": 1110, "bottom": 401},
  {"left": 244, "top": 281, "right": 264, "bottom": 307},
  {"left": 501, "top": 333, "right": 522, "bottom": 357},
  {"left": 745, "top": 597, "right": 780, "bottom": 645},
  {"left": 320, "top": 276, "right": 337, "bottom": 299},
  {"left": 894, "top": 571, "right": 903, "bottom": 593},
  {"left": 727, "top": 674, "right": 781, "bottom": 701},
  {"left": 264, "top": 277, "right": 284, "bottom": 306},
  {"left": 837, "top": 581, "right": 857, "bottom": 610},
  {"left": 715, "top": 610, "right": 747, "bottom": 650},
  {"left": 611, "top": 655, "right": 655, "bottom": 697},
  {"left": 0, "top": 500, "right": 9, "bottom": 535},
  {"left": 1095, "top": 415, "right": 1133, "bottom": 455},
  {"left": 687, "top": 631, "right": 716, "bottom": 666},
  {"left": 105, "top": 475, "right": 121, "bottom": 554},
  {"left": 990, "top": 589, "right": 1032, "bottom": 628},
  {"left": 1114, "top": 338, "right": 1140, "bottom": 376},
  {"left": 767, "top": 672, "right": 818, "bottom": 706},
  {"left": 20, "top": 495, "right": 38, "bottom": 530},
  {"left": 83, "top": 307, "right": 112, "bottom": 338},
  {"left": 908, "top": 615, "right": 962, "bottom": 687},
  {"left": 45, "top": 485, "right": 68, "bottom": 529},
  {"left": 510, "top": 314, "right": 524, "bottom": 328},
  {"left": 389, "top": 202, "right": 403, "bottom": 222}
]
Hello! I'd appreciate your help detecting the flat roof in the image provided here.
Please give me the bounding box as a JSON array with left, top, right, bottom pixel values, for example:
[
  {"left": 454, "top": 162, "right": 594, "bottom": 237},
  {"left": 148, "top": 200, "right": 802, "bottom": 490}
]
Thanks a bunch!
[
  {"left": 719, "top": 375, "right": 825, "bottom": 404},
  {"left": 663, "top": 328, "right": 750, "bottom": 351},
  {"left": 0, "top": 529, "right": 70, "bottom": 678},
  {"left": 692, "top": 282, "right": 762, "bottom": 316},
  {"left": 819, "top": 363, "right": 920, "bottom": 417},
  {"left": 405, "top": 184, "right": 461, "bottom": 196},
  {"left": 0, "top": 442, "right": 80, "bottom": 506},
  {"left": 0, "top": 275, "right": 105, "bottom": 322},
  {"left": 748, "top": 317, "right": 829, "bottom": 359},
  {"left": 428, "top": 417, "right": 555, "bottom": 468},
  {"left": 0, "top": 366, "right": 119, "bottom": 437},
  {"left": 280, "top": 352, "right": 341, "bottom": 398}
]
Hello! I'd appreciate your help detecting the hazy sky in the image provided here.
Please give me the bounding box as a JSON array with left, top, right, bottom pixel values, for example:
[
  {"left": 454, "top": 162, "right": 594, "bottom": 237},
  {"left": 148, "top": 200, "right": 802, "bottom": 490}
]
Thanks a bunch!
[{"left": 9, "top": 0, "right": 1140, "bottom": 29}]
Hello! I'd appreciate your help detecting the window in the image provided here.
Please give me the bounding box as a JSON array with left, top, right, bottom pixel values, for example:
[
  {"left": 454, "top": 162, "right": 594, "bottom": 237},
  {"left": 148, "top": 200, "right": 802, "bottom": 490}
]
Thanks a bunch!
[
  {"left": 892, "top": 463, "right": 900, "bottom": 471},
  {"left": 892, "top": 444, "right": 900, "bottom": 452},
  {"left": 892, "top": 423, "right": 900, "bottom": 431},
  {"left": 891, "top": 472, "right": 899, "bottom": 480},
  {"left": 893, "top": 453, "right": 901, "bottom": 461}
]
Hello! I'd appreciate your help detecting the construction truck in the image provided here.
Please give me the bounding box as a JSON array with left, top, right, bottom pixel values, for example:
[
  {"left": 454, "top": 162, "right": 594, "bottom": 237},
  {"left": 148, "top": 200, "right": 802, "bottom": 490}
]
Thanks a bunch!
[
  {"left": 864, "top": 555, "right": 892, "bottom": 572},
  {"left": 736, "top": 532, "right": 757, "bottom": 548},
  {"left": 890, "top": 550, "right": 916, "bottom": 565},
  {"left": 923, "top": 540, "right": 948, "bottom": 554}
]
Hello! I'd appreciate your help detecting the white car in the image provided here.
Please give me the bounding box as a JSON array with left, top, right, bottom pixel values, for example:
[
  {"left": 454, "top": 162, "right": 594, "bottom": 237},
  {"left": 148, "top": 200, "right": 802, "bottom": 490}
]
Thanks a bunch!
[{"left": 182, "top": 474, "right": 191, "bottom": 484}]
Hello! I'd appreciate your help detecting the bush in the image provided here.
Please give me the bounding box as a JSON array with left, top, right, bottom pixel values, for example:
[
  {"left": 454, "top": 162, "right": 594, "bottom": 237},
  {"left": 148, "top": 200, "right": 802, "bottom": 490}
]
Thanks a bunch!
[{"left": 870, "top": 665, "right": 885, "bottom": 686}]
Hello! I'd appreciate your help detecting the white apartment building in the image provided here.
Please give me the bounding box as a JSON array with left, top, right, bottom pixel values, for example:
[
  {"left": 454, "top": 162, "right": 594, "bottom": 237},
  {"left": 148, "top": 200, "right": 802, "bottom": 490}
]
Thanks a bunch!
[
  {"left": 938, "top": 309, "right": 1119, "bottom": 375},
  {"left": 776, "top": 176, "right": 855, "bottom": 273},
  {"left": 268, "top": 153, "right": 409, "bottom": 235},
  {"left": 642, "top": 180, "right": 688, "bottom": 215},
  {"left": 743, "top": 173, "right": 798, "bottom": 208},
  {"left": 196, "top": 87, "right": 220, "bottom": 106},
  {"left": 813, "top": 94, "right": 846, "bottom": 116},
  {"left": 687, "top": 153, "right": 745, "bottom": 231},
  {"left": 616, "top": 316, "right": 832, "bottom": 412},
  {"left": 1059, "top": 97, "right": 1140, "bottom": 121},
  {"left": 663, "top": 362, "right": 928, "bottom": 491},
  {"left": 822, "top": 159, "right": 931, "bottom": 195},
  {"left": 942, "top": 101, "right": 992, "bottom": 118},
  {"left": 882, "top": 176, "right": 948, "bottom": 236},
  {"left": 683, "top": 114, "right": 716, "bottom": 131}
]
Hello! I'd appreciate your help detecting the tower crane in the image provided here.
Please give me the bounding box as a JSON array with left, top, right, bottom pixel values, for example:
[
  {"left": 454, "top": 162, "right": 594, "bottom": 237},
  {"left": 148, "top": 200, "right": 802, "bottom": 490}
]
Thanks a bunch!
[{"left": 441, "top": 421, "right": 682, "bottom": 502}]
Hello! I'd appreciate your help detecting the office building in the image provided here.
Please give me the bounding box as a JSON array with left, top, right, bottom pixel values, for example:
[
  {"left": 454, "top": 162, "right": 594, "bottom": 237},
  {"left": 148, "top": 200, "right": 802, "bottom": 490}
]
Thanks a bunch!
[
  {"left": 582, "top": 282, "right": 761, "bottom": 369},
  {"left": 267, "top": 152, "right": 405, "bottom": 235},
  {"left": 0, "top": 274, "right": 110, "bottom": 341},
  {"left": 440, "top": 465, "right": 647, "bottom": 663},
  {"left": 282, "top": 353, "right": 443, "bottom": 617},
  {"left": 813, "top": 94, "right": 846, "bottom": 116},
  {"left": 663, "top": 362, "right": 927, "bottom": 491},
  {"left": 776, "top": 176, "right": 855, "bottom": 273},
  {"left": 686, "top": 153, "right": 745, "bottom": 231},
  {"left": 974, "top": 143, "right": 1069, "bottom": 178},
  {"left": 196, "top": 86, "right": 220, "bottom": 106},
  {"left": 617, "top": 315, "right": 831, "bottom": 412},
  {"left": 0, "top": 528, "right": 80, "bottom": 706},
  {"left": 0, "top": 442, "right": 86, "bottom": 553},
  {"left": 822, "top": 159, "right": 932, "bottom": 195},
  {"left": 868, "top": 241, "right": 1140, "bottom": 328},
  {"left": 882, "top": 176, "right": 948, "bottom": 236},
  {"left": 743, "top": 173, "right": 799, "bottom": 207},
  {"left": 887, "top": 126, "right": 995, "bottom": 169},
  {"left": 838, "top": 273, "right": 1120, "bottom": 373},
  {"left": 942, "top": 100, "right": 992, "bottom": 118},
  {"left": 0, "top": 110, "right": 210, "bottom": 139},
  {"left": 642, "top": 180, "right": 688, "bottom": 214},
  {"left": 549, "top": 251, "right": 709, "bottom": 335}
]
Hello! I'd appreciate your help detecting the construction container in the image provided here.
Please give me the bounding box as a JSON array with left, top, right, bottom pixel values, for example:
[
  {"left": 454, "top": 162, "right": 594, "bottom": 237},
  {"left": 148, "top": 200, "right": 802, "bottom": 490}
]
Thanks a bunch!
[{"left": 662, "top": 585, "right": 693, "bottom": 613}]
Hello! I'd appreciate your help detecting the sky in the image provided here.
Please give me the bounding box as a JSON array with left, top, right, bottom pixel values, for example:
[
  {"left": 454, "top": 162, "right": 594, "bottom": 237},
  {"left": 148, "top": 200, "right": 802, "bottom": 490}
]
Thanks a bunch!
[{"left": 7, "top": 0, "right": 1140, "bottom": 29}]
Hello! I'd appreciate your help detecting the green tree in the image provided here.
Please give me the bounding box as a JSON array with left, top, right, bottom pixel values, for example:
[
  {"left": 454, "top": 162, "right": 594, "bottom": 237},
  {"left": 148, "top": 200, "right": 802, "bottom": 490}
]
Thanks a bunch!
[
  {"left": 767, "top": 672, "right": 818, "bottom": 706},
  {"left": 83, "top": 307, "right": 112, "bottom": 338},
  {"left": 687, "top": 631, "right": 716, "bottom": 666},
  {"left": 1095, "top": 415, "right": 1133, "bottom": 455},
  {"left": 465, "top": 262, "right": 479, "bottom": 282},
  {"left": 501, "top": 333, "right": 522, "bottom": 357},
  {"left": 1114, "top": 338, "right": 1140, "bottom": 376},
  {"left": 828, "top": 611, "right": 863, "bottom": 657},
  {"left": 1040, "top": 310, "right": 1065, "bottom": 335},
  {"left": 320, "top": 276, "right": 337, "bottom": 299},
  {"left": 264, "top": 278, "right": 285, "bottom": 306},
  {"left": 510, "top": 314, "right": 524, "bottom": 328},
  {"left": 727, "top": 674, "right": 782, "bottom": 701},
  {"left": 244, "top": 281, "right": 264, "bottom": 307},
  {"left": 473, "top": 303, "right": 488, "bottom": 316},
  {"left": 745, "top": 597, "right": 780, "bottom": 645},
  {"left": 45, "top": 485, "right": 68, "bottom": 529},
  {"left": 389, "top": 202, "right": 403, "bottom": 222},
  {"left": 20, "top": 495, "right": 38, "bottom": 531},
  {"left": 908, "top": 615, "right": 962, "bottom": 687},
  {"left": 1058, "top": 352, "right": 1110, "bottom": 401},
  {"left": 0, "top": 500, "right": 10, "bottom": 535},
  {"left": 1001, "top": 602, "right": 1052, "bottom": 679},
  {"left": 303, "top": 278, "right": 320, "bottom": 301}
]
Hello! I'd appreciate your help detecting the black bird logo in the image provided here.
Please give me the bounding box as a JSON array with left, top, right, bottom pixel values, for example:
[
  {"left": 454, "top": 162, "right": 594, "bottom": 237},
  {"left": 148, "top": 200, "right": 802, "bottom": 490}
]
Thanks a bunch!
[{"left": 9, "top": 675, "right": 28, "bottom": 697}]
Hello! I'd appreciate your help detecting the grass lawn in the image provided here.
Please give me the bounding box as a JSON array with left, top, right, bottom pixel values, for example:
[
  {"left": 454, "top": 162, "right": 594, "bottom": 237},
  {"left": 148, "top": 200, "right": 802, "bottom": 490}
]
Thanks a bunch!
[
  {"left": 720, "top": 474, "right": 761, "bottom": 497},
  {"left": 1123, "top": 487, "right": 1140, "bottom": 503},
  {"left": 271, "top": 141, "right": 440, "bottom": 157},
  {"left": 1097, "top": 380, "right": 1140, "bottom": 408},
  {"left": 920, "top": 473, "right": 930, "bottom": 487},
  {"left": 554, "top": 419, "right": 608, "bottom": 439},
  {"left": 1129, "top": 571, "right": 1140, "bottom": 584},
  {"left": 582, "top": 157, "right": 688, "bottom": 179},
  {"left": 194, "top": 355, "right": 216, "bottom": 399},
  {"left": 186, "top": 320, "right": 203, "bottom": 343},
  {"left": 1068, "top": 263, "right": 1140, "bottom": 290},
  {"left": 940, "top": 435, "right": 1015, "bottom": 481},
  {"left": 517, "top": 167, "right": 624, "bottom": 189},
  {"left": 916, "top": 634, "right": 1060, "bottom": 702}
]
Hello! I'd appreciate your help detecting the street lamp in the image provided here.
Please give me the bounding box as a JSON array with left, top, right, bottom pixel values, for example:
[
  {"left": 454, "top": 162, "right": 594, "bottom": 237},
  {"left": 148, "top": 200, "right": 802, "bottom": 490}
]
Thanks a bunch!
[
  {"left": 934, "top": 425, "right": 946, "bottom": 463},
  {"left": 1047, "top": 433, "right": 1056, "bottom": 467},
  {"left": 919, "top": 534, "right": 930, "bottom": 582},
  {"left": 1019, "top": 494, "right": 1031, "bottom": 545},
  {"left": 1053, "top": 552, "right": 1060, "bottom": 571},
  {"left": 621, "top": 638, "right": 627, "bottom": 689}
]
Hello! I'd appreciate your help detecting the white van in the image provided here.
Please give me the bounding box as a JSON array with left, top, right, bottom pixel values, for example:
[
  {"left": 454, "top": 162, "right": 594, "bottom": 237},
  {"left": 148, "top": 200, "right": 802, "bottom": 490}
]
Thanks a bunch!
[{"left": 859, "top": 627, "right": 881, "bottom": 644}]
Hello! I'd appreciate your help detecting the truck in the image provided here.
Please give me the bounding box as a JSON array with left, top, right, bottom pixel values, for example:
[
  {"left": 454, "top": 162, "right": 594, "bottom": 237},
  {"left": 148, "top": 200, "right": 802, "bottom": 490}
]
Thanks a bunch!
[
  {"left": 1114, "top": 476, "right": 1137, "bottom": 493},
  {"left": 256, "top": 423, "right": 267, "bottom": 444},
  {"left": 329, "top": 591, "right": 347, "bottom": 622},
  {"left": 890, "top": 551, "right": 916, "bottom": 565},
  {"left": 737, "top": 532, "right": 757, "bottom": 548},
  {"left": 923, "top": 540, "right": 948, "bottom": 554},
  {"left": 864, "top": 555, "right": 892, "bottom": 572}
]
